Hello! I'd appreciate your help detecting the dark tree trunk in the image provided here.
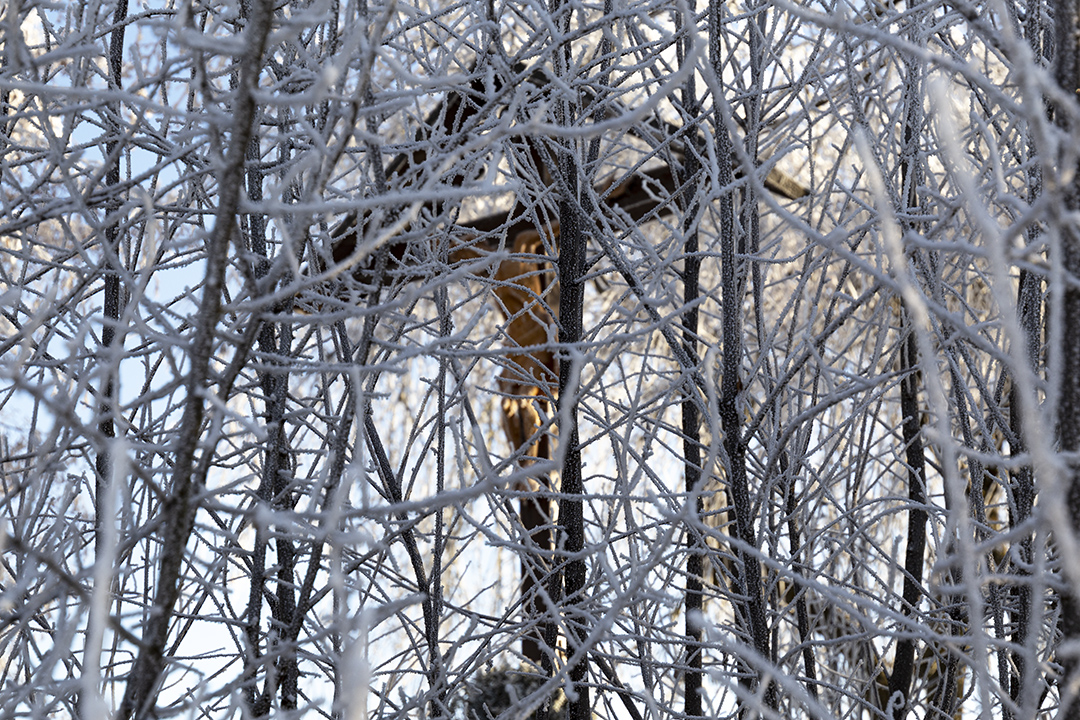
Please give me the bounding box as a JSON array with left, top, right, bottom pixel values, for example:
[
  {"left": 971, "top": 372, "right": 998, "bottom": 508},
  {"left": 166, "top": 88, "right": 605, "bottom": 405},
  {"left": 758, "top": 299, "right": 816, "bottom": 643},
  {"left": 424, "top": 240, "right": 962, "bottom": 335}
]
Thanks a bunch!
[
  {"left": 1055, "top": 0, "right": 1080, "bottom": 714},
  {"left": 95, "top": 0, "right": 129, "bottom": 553},
  {"left": 886, "top": 51, "right": 929, "bottom": 720},
  {"left": 117, "top": 1, "right": 275, "bottom": 714},
  {"left": 677, "top": 22, "right": 705, "bottom": 717},
  {"left": 709, "top": 2, "right": 774, "bottom": 713}
]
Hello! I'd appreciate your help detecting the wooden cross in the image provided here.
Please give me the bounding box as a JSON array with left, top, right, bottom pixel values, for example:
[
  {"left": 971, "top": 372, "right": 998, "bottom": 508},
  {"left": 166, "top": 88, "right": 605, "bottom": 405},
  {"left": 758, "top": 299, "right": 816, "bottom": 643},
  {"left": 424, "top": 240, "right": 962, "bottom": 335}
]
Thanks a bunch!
[{"left": 321, "top": 61, "right": 808, "bottom": 666}]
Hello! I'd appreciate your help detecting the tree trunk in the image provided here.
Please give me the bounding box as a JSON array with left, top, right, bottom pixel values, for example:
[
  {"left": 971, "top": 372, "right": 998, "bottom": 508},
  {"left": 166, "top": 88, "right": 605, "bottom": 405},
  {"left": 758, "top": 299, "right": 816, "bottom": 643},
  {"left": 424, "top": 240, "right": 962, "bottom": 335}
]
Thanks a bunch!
[{"left": 1055, "top": 0, "right": 1080, "bottom": 713}]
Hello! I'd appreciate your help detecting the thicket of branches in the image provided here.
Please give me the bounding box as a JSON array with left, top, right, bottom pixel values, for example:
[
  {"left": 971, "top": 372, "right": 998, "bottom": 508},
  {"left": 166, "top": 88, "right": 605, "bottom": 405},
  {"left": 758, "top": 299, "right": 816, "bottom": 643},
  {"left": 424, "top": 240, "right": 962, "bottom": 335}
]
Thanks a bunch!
[{"left": 3, "top": 0, "right": 1080, "bottom": 718}]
